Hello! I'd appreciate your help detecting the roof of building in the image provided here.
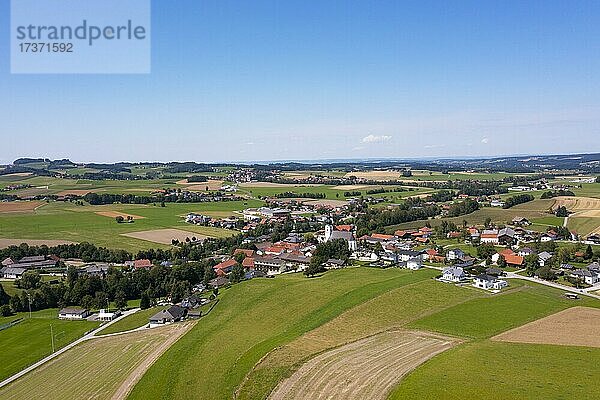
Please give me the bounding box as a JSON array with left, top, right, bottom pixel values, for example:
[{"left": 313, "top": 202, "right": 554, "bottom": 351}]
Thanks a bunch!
[
  {"left": 329, "top": 231, "right": 356, "bottom": 241},
  {"left": 150, "top": 305, "right": 186, "bottom": 321},
  {"left": 475, "top": 273, "right": 496, "bottom": 282},
  {"left": 59, "top": 307, "right": 88, "bottom": 315},
  {"left": 133, "top": 259, "right": 153, "bottom": 269}
]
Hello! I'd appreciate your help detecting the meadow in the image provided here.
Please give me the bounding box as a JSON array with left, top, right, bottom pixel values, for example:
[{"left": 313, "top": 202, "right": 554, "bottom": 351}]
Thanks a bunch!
[
  {"left": 97, "top": 306, "right": 161, "bottom": 335},
  {"left": 0, "top": 308, "right": 99, "bottom": 382},
  {"left": 0, "top": 200, "right": 260, "bottom": 251},
  {"left": 0, "top": 322, "right": 193, "bottom": 400},
  {"left": 128, "top": 268, "right": 438, "bottom": 400}
]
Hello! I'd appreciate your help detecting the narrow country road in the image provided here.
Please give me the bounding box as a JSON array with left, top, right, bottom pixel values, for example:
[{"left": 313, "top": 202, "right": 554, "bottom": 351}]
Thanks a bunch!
[{"left": 0, "top": 307, "right": 140, "bottom": 389}]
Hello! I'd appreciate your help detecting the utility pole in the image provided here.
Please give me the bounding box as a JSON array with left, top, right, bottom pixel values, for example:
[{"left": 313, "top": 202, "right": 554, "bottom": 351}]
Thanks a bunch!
[
  {"left": 50, "top": 324, "right": 55, "bottom": 353},
  {"left": 27, "top": 293, "right": 32, "bottom": 319}
]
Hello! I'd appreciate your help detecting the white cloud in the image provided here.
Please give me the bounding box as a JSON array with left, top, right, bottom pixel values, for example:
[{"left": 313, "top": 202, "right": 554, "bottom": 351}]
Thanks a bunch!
[
  {"left": 362, "top": 134, "right": 392, "bottom": 143},
  {"left": 481, "top": 137, "right": 489, "bottom": 144}
]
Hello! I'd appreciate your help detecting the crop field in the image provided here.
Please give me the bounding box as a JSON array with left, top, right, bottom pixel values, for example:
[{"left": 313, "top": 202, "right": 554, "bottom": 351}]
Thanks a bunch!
[
  {"left": 236, "top": 279, "right": 480, "bottom": 400},
  {"left": 493, "top": 306, "right": 600, "bottom": 347},
  {"left": 0, "top": 201, "right": 43, "bottom": 213},
  {"left": 268, "top": 330, "right": 457, "bottom": 400},
  {"left": 127, "top": 268, "right": 439, "bottom": 400},
  {"left": 0, "top": 309, "right": 99, "bottom": 382},
  {"left": 0, "top": 322, "right": 194, "bottom": 400},
  {"left": 568, "top": 216, "right": 600, "bottom": 236},
  {"left": 552, "top": 196, "right": 600, "bottom": 211},
  {"left": 0, "top": 200, "right": 257, "bottom": 251}
]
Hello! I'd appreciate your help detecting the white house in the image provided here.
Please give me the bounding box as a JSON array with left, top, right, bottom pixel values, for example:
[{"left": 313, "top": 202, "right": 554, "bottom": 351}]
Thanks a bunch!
[
  {"left": 446, "top": 249, "right": 466, "bottom": 261},
  {"left": 538, "top": 251, "right": 553, "bottom": 267},
  {"left": 97, "top": 309, "right": 121, "bottom": 322},
  {"left": 406, "top": 257, "right": 422, "bottom": 270},
  {"left": 473, "top": 274, "right": 508, "bottom": 290},
  {"left": 58, "top": 308, "right": 90, "bottom": 320},
  {"left": 480, "top": 230, "right": 499, "bottom": 244},
  {"left": 442, "top": 266, "right": 466, "bottom": 282}
]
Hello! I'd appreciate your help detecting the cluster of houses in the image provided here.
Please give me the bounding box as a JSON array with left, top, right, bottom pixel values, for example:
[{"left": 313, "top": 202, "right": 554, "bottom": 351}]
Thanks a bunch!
[
  {"left": 1, "top": 255, "right": 59, "bottom": 279},
  {"left": 185, "top": 213, "right": 241, "bottom": 230}
]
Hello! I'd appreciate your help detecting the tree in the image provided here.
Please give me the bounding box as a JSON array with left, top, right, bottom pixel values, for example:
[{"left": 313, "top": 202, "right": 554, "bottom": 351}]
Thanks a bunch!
[
  {"left": 497, "top": 255, "right": 507, "bottom": 268},
  {"left": 19, "top": 271, "right": 41, "bottom": 290},
  {"left": 140, "top": 291, "right": 151, "bottom": 310},
  {"left": 0, "top": 283, "right": 9, "bottom": 306},
  {"left": 9, "top": 295, "right": 23, "bottom": 312},
  {"left": 203, "top": 264, "right": 216, "bottom": 285},
  {"left": 555, "top": 206, "right": 569, "bottom": 217},
  {"left": 114, "top": 290, "right": 128, "bottom": 310},
  {"left": 484, "top": 217, "right": 492, "bottom": 228},
  {"left": 0, "top": 305, "right": 12, "bottom": 317},
  {"left": 229, "top": 264, "right": 245, "bottom": 283},
  {"left": 477, "top": 244, "right": 496, "bottom": 260},
  {"left": 585, "top": 244, "right": 594, "bottom": 260}
]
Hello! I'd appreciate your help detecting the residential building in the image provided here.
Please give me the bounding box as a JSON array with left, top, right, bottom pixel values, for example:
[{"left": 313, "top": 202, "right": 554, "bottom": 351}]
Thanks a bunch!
[{"left": 58, "top": 308, "right": 90, "bottom": 320}]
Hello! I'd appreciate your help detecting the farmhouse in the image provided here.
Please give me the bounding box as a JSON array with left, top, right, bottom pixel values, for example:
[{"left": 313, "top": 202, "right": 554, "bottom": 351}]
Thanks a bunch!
[
  {"left": 133, "top": 259, "right": 153, "bottom": 269},
  {"left": 149, "top": 305, "right": 186, "bottom": 327},
  {"left": 512, "top": 216, "right": 530, "bottom": 226},
  {"left": 473, "top": 274, "right": 508, "bottom": 290},
  {"left": 497, "top": 227, "right": 516, "bottom": 245},
  {"left": 213, "top": 259, "right": 237, "bottom": 276},
  {"left": 1, "top": 266, "right": 26, "bottom": 279},
  {"left": 442, "top": 266, "right": 466, "bottom": 282},
  {"left": 480, "top": 229, "right": 499, "bottom": 244},
  {"left": 538, "top": 251, "right": 553, "bottom": 267},
  {"left": 58, "top": 307, "right": 90, "bottom": 320},
  {"left": 82, "top": 263, "right": 110, "bottom": 276}
]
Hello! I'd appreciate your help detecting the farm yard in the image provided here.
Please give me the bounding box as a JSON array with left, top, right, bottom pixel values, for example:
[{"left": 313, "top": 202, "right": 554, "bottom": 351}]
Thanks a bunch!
[{"left": 0, "top": 322, "right": 194, "bottom": 400}]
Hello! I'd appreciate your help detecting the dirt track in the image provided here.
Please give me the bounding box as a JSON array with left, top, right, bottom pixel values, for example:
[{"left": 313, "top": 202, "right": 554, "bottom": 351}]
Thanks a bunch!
[
  {"left": 493, "top": 306, "right": 600, "bottom": 348},
  {"left": 268, "top": 330, "right": 456, "bottom": 400},
  {"left": 111, "top": 322, "right": 194, "bottom": 400}
]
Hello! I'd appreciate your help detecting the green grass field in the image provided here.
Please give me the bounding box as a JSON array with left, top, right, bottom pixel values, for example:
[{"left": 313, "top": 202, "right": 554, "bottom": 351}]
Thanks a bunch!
[
  {"left": 236, "top": 278, "right": 481, "bottom": 399},
  {"left": 0, "top": 323, "right": 191, "bottom": 400},
  {"left": 0, "top": 309, "right": 99, "bottom": 382},
  {"left": 389, "top": 341, "right": 600, "bottom": 400},
  {"left": 0, "top": 200, "right": 261, "bottom": 251},
  {"left": 97, "top": 307, "right": 161, "bottom": 335},
  {"left": 127, "top": 268, "right": 438, "bottom": 400},
  {"left": 408, "top": 283, "right": 589, "bottom": 339}
]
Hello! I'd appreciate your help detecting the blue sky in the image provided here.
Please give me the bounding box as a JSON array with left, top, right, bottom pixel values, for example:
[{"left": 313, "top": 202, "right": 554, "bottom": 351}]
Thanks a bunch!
[{"left": 1, "top": 0, "right": 599, "bottom": 163}]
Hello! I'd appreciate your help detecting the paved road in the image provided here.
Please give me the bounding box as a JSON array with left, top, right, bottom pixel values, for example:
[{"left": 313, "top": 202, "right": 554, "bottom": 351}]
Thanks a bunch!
[
  {"left": 0, "top": 308, "right": 140, "bottom": 389},
  {"left": 505, "top": 273, "right": 600, "bottom": 300}
]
